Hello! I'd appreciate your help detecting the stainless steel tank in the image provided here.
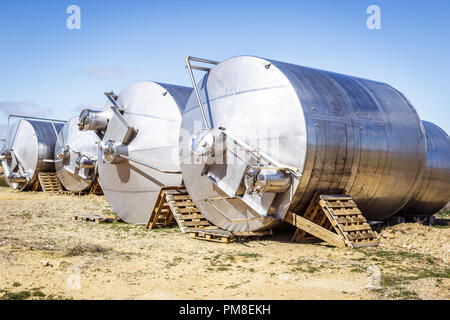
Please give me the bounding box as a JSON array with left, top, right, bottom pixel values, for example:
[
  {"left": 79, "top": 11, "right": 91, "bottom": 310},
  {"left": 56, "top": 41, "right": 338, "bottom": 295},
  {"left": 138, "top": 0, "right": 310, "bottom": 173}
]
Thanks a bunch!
[
  {"left": 79, "top": 81, "right": 192, "bottom": 224},
  {"left": 179, "top": 56, "right": 430, "bottom": 232},
  {"left": 0, "top": 115, "right": 65, "bottom": 191},
  {"left": 397, "top": 121, "right": 450, "bottom": 216},
  {"left": 55, "top": 116, "right": 99, "bottom": 193}
]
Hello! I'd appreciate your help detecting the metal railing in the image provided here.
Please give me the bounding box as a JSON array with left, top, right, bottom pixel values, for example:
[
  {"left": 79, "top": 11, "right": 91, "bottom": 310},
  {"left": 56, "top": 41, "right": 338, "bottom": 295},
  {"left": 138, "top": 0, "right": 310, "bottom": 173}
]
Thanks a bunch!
[
  {"left": 6, "top": 114, "right": 66, "bottom": 147},
  {"left": 185, "top": 56, "right": 219, "bottom": 129}
]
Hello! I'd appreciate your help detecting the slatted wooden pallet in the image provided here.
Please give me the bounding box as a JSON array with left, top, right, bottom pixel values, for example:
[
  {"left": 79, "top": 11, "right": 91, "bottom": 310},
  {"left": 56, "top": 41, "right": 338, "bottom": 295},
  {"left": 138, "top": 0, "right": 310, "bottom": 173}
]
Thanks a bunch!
[
  {"left": 72, "top": 214, "right": 115, "bottom": 224},
  {"left": 165, "top": 192, "right": 213, "bottom": 233},
  {"left": 89, "top": 178, "right": 103, "bottom": 195},
  {"left": 37, "top": 172, "right": 63, "bottom": 193},
  {"left": 185, "top": 227, "right": 232, "bottom": 243},
  {"left": 146, "top": 186, "right": 186, "bottom": 230},
  {"left": 184, "top": 227, "right": 273, "bottom": 244},
  {"left": 285, "top": 193, "right": 379, "bottom": 249},
  {"left": 146, "top": 187, "right": 271, "bottom": 243},
  {"left": 31, "top": 177, "right": 42, "bottom": 191}
]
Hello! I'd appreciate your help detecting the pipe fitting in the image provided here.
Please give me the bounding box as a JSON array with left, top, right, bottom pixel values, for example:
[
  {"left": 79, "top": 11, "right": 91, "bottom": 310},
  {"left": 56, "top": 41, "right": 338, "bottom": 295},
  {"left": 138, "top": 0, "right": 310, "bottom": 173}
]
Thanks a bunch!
[{"left": 78, "top": 109, "right": 109, "bottom": 131}]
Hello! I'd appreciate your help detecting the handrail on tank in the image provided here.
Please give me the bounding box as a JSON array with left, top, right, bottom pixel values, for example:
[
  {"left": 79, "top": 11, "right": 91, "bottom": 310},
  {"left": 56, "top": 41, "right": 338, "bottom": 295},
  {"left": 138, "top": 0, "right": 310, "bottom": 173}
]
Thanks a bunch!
[
  {"left": 5, "top": 114, "right": 66, "bottom": 148},
  {"left": 104, "top": 91, "right": 135, "bottom": 143},
  {"left": 185, "top": 56, "right": 219, "bottom": 129}
]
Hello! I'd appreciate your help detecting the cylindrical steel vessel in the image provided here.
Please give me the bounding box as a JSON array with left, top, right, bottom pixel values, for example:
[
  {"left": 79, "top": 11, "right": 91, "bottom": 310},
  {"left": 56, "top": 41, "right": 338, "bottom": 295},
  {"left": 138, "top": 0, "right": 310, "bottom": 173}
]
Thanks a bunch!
[
  {"left": 86, "top": 81, "right": 192, "bottom": 224},
  {"left": 180, "top": 56, "right": 428, "bottom": 232},
  {"left": 0, "top": 117, "right": 65, "bottom": 191},
  {"left": 55, "top": 117, "right": 99, "bottom": 193},
  {"left": 397, "top": 121, "right": 450, "bottom": 216}
]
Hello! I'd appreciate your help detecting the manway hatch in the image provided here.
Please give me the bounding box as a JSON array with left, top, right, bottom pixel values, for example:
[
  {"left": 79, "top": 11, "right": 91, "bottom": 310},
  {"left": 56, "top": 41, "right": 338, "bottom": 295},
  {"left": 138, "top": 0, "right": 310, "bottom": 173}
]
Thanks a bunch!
[{"left": 285, "top": 193, "right": 379, "bottom": 248}]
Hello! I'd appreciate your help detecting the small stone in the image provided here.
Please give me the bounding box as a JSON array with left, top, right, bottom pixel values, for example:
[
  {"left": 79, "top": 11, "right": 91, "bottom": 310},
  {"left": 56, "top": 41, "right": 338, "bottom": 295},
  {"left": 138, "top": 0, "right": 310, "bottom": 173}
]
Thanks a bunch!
[
  {"left": 40, "top": 260, "right": 52, "bottom": 267},
  {"left": 381, "top": 230, "right": 395, "bottom": 239}
]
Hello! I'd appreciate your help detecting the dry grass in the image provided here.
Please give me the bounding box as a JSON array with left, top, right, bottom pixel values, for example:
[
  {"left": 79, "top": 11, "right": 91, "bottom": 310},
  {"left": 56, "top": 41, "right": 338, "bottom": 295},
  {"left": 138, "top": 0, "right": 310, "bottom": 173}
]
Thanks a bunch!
[{"left": 0, "top": 186, "right": 448, "bottom": 300}]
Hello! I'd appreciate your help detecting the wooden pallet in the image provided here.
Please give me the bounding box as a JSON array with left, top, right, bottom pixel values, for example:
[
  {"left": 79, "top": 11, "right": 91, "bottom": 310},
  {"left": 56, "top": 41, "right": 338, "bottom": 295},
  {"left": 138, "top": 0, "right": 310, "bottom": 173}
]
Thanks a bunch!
[
  {"left": 146, "top": 187, "right": 213, "bottom": 232},
  {"left": 37, "top": 172, "right": 63, "bottom": 193},
  {"left": 165, "top": 193, "right": 213, "bottom": 233},
  {"left": 185, "top": 227, "right": 273, "bottom": 244},
  {"left": 146, "top": 186, "right": 186, "bottom": 230},
  {"left": 31, "top": 177, "right": 42, "bottom": 191},
  {"left": 89, "top": 178, "right": 103, "bottom": 195},
  {"left": 186, "top": 227, "right": 233, "bottom": 243},
  {"left": 72, "top": 214, "right": 115, "bottom": 224},
  {"left": 146, "top": 187, "right": 271, "bottom": 243},
  {"left": 285, "top": 193, "right": 379, "bottom": 248}
]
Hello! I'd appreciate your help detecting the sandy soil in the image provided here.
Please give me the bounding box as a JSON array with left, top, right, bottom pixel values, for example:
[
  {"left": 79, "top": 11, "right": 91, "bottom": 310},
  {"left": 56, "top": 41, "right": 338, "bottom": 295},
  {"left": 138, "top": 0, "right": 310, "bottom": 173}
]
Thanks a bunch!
[{"left": 0, "top": 186, "right": 448, "bottom": 300}]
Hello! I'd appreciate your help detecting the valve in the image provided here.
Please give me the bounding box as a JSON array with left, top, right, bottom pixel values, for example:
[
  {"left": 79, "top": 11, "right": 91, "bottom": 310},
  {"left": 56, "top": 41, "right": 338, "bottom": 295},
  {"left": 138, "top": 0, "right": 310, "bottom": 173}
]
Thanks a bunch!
[{"left": 101, "top": 140, "right": 128, "bottom": 164}]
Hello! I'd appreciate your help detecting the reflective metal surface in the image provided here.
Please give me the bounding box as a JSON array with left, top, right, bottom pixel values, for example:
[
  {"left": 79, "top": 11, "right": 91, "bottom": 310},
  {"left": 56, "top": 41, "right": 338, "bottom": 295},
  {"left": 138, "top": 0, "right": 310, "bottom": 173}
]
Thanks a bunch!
[
  {"left": 397, "top": 121, "right": 450, "bottom": 216},
  {"left": 97, "top": 81, "right": 192, "bottom": 225},
  {"left": 1, "top": 117, "right": 64, "bottom": 191},
  {"left": 55, "top": 117, "right": 99, "bottom": 193},
  {"left": 180, "top": 56, "right": 428, "bottom": 231}
]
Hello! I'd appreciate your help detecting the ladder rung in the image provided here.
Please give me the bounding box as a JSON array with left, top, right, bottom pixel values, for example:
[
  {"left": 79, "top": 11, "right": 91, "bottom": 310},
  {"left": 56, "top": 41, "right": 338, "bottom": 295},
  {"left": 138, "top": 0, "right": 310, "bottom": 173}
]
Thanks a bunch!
[
  {"left": 170, "top": 195, "right": 192, "bottom": 200},
  {"left": 328, "top": 208, "right": 361, "bottom": 215},
  {"left": 346, "top": 232, "right": 376, "bottom": 241},
  {"left": 341, "top": 223, "right": 372, "bottom": 232},
  {"left": 177, "top": 207, "right": 201, "bottom": 213},
  {"left": 178, "top": 213, "right": 205, "bottom": 220},
  {"left": 168, "top": 201, "right": 195, "bottom": 207},
  {"left": 335, "top": 216, "right": 366, "bottom": 224},
  {"left": 181, "top": 220, "right": 211, "bottom": 227},
  {"left": 325, "top": 202, "right": 357, "bottom": 208}
]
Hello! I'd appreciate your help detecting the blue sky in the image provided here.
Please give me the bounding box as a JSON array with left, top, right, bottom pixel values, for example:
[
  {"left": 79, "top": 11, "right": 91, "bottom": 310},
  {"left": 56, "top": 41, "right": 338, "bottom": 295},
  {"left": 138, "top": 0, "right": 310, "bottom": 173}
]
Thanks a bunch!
[{"left": 0, "top": 0, "right": 449, "bottom": 136}]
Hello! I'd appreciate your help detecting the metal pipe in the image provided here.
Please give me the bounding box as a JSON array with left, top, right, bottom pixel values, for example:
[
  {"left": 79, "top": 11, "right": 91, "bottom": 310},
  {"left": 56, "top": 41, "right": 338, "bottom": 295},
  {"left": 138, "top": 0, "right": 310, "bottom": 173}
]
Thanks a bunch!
[
  {"left": 104, "top": 92, "right": 132, "bottom": 129},
  {"left": 6, "top": 114, "right": 65, "bottom": 148},
  {"left": 185, "top": 56, "right": 219, "bottom": 129},
  {"left": 68, "top": 145, "right": 96, "bottom": 161},
  {"left": 222, "top": 129, "right": 301, "bottom": 175},
  {"left": 118, "top": 154, "right": 181, "bottom": 174},
  {"left": 7, "top": 114, "right": 66, "bottom": 124},
  {"left": 42, "top": 159, "right": 57, "bottom": 163}
]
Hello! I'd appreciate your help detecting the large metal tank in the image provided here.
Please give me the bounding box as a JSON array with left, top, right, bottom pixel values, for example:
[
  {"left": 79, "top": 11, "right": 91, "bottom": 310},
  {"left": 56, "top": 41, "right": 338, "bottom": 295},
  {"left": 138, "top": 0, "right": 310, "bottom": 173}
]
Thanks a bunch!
[
  {"left": 397, "top": 121, "right": 450, "bottom": 216},
  {"left": 55, "top": 116, "right": 99, "bottom": 193},
  {"left": 79, "top": 81, "right": 192, "bottom": 224},
  {"left": 179, "top": 56, "right": 430, "bottom": 232},
  {"left": 0, "top": 115, "right": 65, "bottom": 191}
]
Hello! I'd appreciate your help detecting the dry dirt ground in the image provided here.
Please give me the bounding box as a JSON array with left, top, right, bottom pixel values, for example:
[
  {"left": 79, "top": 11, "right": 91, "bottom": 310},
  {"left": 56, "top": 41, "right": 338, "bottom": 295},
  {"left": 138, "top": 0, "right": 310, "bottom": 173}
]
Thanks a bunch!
[{"left": 0, "top": 186, "right": 448, "bottom": 300}]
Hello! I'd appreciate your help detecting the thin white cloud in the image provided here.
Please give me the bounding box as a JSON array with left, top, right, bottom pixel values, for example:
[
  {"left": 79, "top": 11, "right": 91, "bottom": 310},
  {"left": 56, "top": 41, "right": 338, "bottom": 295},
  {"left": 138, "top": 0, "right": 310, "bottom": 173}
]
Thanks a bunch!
[
  {"left": 72, "top": 103, "right": 104, "bottom": 115},
  {"left": 0, "top": 124, "right": 6, "bottom": 140},
  {"left": 0, "top": 100, "right": 52, "bottom": 119},
  {"left": 80, "top": 66, "right": 135, "bottom": 79},
  {"left": 0, "top": 100, "right": 54, "bottom": 139}
]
